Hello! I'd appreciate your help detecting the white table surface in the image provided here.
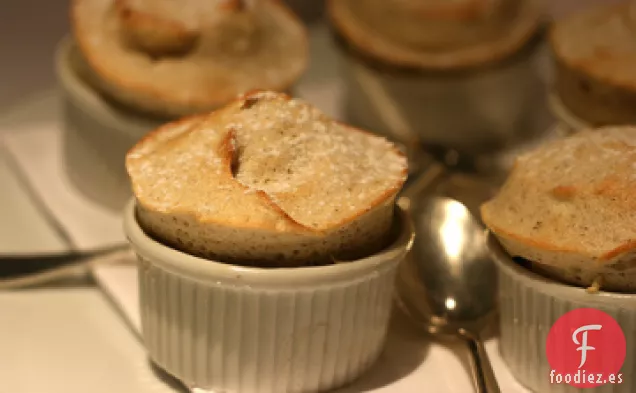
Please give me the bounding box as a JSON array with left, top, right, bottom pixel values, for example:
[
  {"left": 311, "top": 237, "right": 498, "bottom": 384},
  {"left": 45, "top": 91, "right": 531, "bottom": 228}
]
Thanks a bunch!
[
  {"left": 0, "top": 149, "right": 68, "bottom": 254},
  {"left": 0, "top": 3, "right": 181, "bottom": 391},
  {"left": 0, "top": 0, "right": 70, "bottom": 255},
  {"left": 0, "top": 288, "right": 185, "bottom": 393}
]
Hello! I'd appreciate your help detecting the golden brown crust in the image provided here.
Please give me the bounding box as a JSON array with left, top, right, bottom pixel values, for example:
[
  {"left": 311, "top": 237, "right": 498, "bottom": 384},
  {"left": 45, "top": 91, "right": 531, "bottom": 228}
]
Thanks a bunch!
[
  {"left": 129, "top": 112, "right": 206, "bottom": 152},
  {"left": 486, "top": 212, "right": 636, "bottom": 265},
  {"left": 481, "top": 127, "right": 636, "bottom": 268},
  {"left": 550, "top": 185, "right": 576, "bottom": 201},
  {"left": 602, "top": 240, "right": 636, "bottom": 261},
  {"left": 222, "top": 126, "right": 314, "bottom": 233},
  {"left": 240, "top": 90, "right": 409, "bottom": 233},
  {"left": 128, "top": 100, "right": 290, "bottom": 233},
  {"left": 483, "top": 204, "right": 636, "bottom": 265},
  {"left": 128, "top": 90, "right": 407, "bottom": 234},
  {"left": 128, "top": 90, "right": 406, "bottom": 266},
  {"left": 481, "top": 207, "right": 587, "bottom": 256},
  {"left": 114, "top": 0, "right": 200, "bottom": 56}
]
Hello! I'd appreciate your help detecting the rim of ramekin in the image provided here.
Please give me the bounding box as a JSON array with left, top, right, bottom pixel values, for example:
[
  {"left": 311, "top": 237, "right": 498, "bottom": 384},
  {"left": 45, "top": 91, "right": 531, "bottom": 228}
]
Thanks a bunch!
[
  {"left": 54, "top": 36, "right": 162, "bottom": 139},
  {"left": 124, "top": 199, "right": 415, "bottom": 287},
  {"left": 547, "top": 91, "right": 591, "bottom": 132},
  {"left": 488, "top": 232, "right": 636, "bottom": 305}
]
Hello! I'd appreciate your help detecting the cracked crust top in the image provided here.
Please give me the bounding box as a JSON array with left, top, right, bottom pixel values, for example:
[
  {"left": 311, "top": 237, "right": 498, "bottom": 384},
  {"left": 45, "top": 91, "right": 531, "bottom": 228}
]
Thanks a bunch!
[{"left": 126, "top": 91, "right": 408, "bottom": 267}]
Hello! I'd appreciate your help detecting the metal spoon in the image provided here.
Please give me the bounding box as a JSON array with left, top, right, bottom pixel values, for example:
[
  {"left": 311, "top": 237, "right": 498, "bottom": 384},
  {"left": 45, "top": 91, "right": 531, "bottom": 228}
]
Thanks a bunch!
[
  {"left": 0, "top": 246, "right": 133, "bottom": 290},
  {"left": 396, "top": 179, "right": 500, "bottom": 393}
]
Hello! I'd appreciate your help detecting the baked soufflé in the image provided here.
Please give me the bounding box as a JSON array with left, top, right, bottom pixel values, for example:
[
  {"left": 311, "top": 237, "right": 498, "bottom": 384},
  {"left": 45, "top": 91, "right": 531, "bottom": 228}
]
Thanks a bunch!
[
  {"left": 482, "top": 126, "right": 636, "bottom": 292},
  {"left": 126, "top": 91, "right": 408, "bottom": 267}
]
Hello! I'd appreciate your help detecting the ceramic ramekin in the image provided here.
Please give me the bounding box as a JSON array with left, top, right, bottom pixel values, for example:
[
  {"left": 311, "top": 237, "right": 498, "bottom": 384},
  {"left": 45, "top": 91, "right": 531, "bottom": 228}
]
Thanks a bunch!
[
  {"left": 55, "top": 37, "right": 165, "bottom": 212},
  {"left": 337, "top": 36, "right": 549, "bottom": 158},
  {"left": 489, "top": 233, "right": 636, "bottom": 393},
  {"left": 123, "top": 200, "right": 414, "bottom": 393},
  {"left": 548, "top": 91, "right": 591, "bottom": 134}
]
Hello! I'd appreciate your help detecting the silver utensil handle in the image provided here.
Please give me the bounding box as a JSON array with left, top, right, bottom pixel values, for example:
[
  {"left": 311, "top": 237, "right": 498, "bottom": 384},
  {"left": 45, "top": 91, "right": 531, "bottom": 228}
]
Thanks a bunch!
[
  {"left": 461, "top": 329, "right": 501, "bottom": 393},
  {"left": 0, "top": 247, "right": 133, "bottom": 290}
]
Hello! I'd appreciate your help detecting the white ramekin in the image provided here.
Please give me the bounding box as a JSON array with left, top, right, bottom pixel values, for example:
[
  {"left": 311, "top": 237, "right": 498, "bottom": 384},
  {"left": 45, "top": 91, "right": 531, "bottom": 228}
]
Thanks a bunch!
[
  {"left": 547, "top": 91, "right": 591, "bottom": 134},
  {"left": 338, "top": 39, "right": 548, "bottom": 157},
  {"left": 489, "top": 233, "right": 636, "bottom": 393},
  {"left": 55, "top": 37, "right": 165, "bottom": 212},
  {"left": 123, "top": 200, "right": 414, "bottom": 393}
]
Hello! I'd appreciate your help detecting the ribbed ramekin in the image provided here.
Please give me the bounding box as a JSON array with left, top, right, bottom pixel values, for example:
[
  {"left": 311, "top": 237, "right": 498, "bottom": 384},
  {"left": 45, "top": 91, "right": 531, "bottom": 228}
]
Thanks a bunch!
[
  {"left": 489, "top": 233, "right": 636, "bottom": 393},
  {"left": 123, "top": 200, "right": 414, "bottom": 393},
  {"left": 55, "top": 37, "right": 164, "bottom": 212}
]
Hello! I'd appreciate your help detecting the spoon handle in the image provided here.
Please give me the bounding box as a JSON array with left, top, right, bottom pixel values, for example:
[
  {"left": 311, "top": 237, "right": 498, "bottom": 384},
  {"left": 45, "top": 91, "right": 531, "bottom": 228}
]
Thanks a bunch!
[{"left": 461, "top": 330, "right": 501, "bottom": 393}]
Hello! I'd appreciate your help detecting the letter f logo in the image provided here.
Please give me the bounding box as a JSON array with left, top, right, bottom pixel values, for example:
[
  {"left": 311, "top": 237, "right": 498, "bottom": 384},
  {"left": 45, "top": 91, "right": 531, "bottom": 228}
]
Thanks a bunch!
[
  {"left": 546, "top": 309, "right": 626, "bottom": 388},
  {"left": 572, "top": 324, "right": 602, "bottom": 368}
]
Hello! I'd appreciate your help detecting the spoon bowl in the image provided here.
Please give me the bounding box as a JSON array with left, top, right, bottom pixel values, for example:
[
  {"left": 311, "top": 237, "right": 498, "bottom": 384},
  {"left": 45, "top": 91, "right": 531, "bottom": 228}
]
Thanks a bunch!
[
  {"left": 400, "top": 196, "right": 496, "bottom": 332},
  {"left": 396, "top": 173, "right": 500, "bottom": 392}
]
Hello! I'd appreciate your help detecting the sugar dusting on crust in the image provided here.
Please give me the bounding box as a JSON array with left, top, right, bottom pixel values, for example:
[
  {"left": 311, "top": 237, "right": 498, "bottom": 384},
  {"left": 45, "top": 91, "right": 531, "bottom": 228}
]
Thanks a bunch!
[
  {"left": 127, "top": 91, "right": 407, "bottom": 232},
  {"left": 517, "top": 127, "right": 636, "bottom": 182},
  {"left": 230, "top": 93, "right": 407, "bottom": 229},
  {"left": 486, "top": 126, "right": 636, "bottom": 260}
]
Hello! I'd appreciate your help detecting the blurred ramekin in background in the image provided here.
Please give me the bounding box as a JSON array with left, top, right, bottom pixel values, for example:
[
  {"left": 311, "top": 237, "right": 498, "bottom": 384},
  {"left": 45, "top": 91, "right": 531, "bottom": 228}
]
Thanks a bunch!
[{"left": 55, "top": 37, "right": 164, "bottom": 212}]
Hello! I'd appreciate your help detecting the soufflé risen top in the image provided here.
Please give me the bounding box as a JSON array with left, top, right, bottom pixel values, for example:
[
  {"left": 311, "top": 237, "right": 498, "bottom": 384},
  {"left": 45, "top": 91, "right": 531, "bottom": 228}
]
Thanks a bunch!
[
  {"left": 72, "top": 0, "right": 308, "bottom": 117},
  {"left": 328, "top": 0, "right": 542, "bottom": 69},
  {"left": 481, "top": 126, "right": 636, "bottom": 292},
  {"left": 126, "top": 91, "right": 408, "bottom": 267}
]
